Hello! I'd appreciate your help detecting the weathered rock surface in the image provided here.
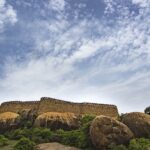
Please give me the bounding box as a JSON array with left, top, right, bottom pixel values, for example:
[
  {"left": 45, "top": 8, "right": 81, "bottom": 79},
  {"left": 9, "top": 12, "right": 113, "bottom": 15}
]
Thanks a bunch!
[
  {"left": 0, "top": 112, "right": 20, "bottom": 132},
  {"left": 34, "top": 112, "right": 80, "bottom": 130},
  {"left": 18, "top": 108, "right": 38, "bottom": 124},
  {"left": 36, "top": 142, "right": 81, "bottom": 150},
  {"left": 90, "top": 115, "right": 134, "bottom": 150},
  {"left": 122, "top": 112, "right": 150, "bottom": 138}
]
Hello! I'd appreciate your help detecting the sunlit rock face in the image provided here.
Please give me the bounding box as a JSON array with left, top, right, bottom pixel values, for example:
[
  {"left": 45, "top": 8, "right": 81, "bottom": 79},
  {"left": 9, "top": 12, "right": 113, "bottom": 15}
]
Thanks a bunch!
[
  {"left": 122, "top": 112, "right": 150, "bottom": 138},
  {"left": 34, "top": 112, "right": 80, "bottom": 130},
  {"left": 0, "top": 112, "right": 20, "bottom": 133},
  {"left": 90, "top": 115, "right": 134, "bottom": 150},
  {"left": 36, "top": 142, "right": 81, "bottom": 150}
]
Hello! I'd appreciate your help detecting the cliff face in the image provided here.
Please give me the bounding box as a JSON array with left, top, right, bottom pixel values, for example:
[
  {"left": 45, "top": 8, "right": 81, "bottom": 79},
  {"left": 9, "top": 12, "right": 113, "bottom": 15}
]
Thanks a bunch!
[{"left": 0, "top": 97, "right": 119, "bottom": 118}]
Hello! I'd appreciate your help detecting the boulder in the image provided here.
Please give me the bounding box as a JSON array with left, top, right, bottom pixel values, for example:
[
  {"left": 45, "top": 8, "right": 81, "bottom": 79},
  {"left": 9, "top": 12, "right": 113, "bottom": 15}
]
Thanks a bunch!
[
  {"left": 122, "top": 112, "right": 150, "bottom": 138},
  {"left": 36, "top": 142, "right": 81, "bottom": 150},
  {"left": 34, "top": 112, "right": 80, "bottom": 130},
  {"left": 0, "top": 112, "right": 20, "bottom": 132},
  {"left": 90, "top": 115, "right": 133, "bottom": 150}
]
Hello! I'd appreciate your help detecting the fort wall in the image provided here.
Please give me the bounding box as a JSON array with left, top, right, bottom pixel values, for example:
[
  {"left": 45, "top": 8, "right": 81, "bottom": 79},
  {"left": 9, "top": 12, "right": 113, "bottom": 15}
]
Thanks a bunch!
[
  {"left": 0, "top": 97, "right": 119, "bottom": 118},
  {"left": 0, "top": 101, "right": 39, "bottom": 113}
]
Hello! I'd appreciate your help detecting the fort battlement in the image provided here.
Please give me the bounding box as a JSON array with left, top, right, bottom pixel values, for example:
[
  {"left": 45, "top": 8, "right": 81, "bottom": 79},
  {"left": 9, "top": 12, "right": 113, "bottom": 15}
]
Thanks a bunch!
[{"left": 0, "top": 97, "right": 119, "bottom": 118}]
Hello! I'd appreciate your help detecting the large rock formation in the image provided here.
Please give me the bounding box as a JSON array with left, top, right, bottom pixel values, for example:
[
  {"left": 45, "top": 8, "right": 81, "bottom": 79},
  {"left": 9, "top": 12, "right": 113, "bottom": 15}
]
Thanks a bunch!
[
  {"left": 36, "top": 142, "right": 81, "bottom": 150},
  {"left": 90, "top": 115, "right": 134, "bottom": 150},
  {"left": 122, "top": 112, "right": 150, "bottom": 138},
  {"left": 0, "top": 112, "right": 20, "bottom": 132},
  {"left": 34, "top": 112, "right": 80, "bottom": 130}
]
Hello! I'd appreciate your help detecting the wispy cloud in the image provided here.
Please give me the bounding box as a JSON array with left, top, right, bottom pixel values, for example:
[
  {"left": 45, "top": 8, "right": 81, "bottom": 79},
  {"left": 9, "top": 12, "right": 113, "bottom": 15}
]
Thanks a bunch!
[
  {"left": 0, "top": 0, "right": 150, "bottom": 113},
  {"left": 0, "top": 0, "right": 17, "bottom": 32}
]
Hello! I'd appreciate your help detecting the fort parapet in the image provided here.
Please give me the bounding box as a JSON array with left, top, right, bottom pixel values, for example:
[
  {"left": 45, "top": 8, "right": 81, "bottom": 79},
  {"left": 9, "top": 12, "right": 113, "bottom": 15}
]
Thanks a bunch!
[{"left": 0, "top": 97, "right": 119, "bottom": 118}]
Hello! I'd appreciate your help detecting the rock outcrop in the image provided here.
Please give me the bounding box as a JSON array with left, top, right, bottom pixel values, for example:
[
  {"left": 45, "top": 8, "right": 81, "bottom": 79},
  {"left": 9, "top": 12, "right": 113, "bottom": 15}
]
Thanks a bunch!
[
  {"left": 18, "top": 109, "right": 38, "bottom": 125},
  {"left": 36, "top": 142, "right": 81, "bottom": 150},
  {"left": 34, "top": 112, "right": 80, "bottom": 130},
  {"left": 122, "top": 112, "right": 150, "bottom": 138},
  {"left": 0, "top": 112, "right": 20, "bottom": 132},
  {"left": 90, "top": 115, "right": 134, "bottom": 150}
]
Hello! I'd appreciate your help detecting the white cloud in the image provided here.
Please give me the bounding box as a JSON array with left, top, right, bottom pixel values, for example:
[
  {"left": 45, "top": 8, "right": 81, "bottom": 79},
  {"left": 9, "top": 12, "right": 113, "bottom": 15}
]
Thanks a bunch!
[
  {"left": 132, "top": 0, "right": 149, "bottom": 7},
  {"left": 48, "top": 0, "right": 66, "bottom": 11},
  {"left": 0, "top": 0, "right": 17, "bottom": 32},
  {"left": 1, "top": 0, "right": 150, "bottom": 113}
]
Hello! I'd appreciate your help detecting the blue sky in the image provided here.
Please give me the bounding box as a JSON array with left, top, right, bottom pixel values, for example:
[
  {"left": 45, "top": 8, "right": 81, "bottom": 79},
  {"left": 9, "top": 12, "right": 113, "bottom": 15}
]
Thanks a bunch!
[{"left": 0, "top": 0, "right": 150, "bottom": 113}]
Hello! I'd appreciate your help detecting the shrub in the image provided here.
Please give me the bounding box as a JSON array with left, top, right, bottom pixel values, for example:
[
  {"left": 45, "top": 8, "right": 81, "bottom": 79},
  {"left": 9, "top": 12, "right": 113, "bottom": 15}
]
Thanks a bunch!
[
  {"left": 0, "top": 135, "right": 9, "bottom": 146},
  {"left": 129, "top": 138, "right": 150, "bottom": 150},
  {"left": 55, "top": 122, "right": 93, "bottom": 149},
  {"left": 108, "top": 144, "right": 128, "bottom": 150},
  {"left": 31, "top": 128, "right": 53, "bottom": 143},
  {"left": 81, "top": 114, "right": 95, "bottom": 125},
  {"left": 13, "top": 137, "right": 36, "bottom": 150},
  {"left": 11, "top": 128, "right": 32, "bottom": 140}
]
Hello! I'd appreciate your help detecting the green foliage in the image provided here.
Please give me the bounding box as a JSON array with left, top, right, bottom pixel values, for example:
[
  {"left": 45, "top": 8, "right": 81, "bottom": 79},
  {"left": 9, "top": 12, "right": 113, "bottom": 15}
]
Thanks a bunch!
[
  {"left": 0, "top": 135, "right": 9, "bottom": 147},
  {"left": 55, "top": 121, "right": 93, "bottom": 149},
  {"left": 128, "top": 138, "right": 150, "bottom": 150},
  {"left": 144, "top": 106, "right": 150, "bottom": 115},
  {"left": 31, "top": 128, "right": 53, "bottom": 143},
  {"left": 7, "top": 127, "right": 53, "bottom": 143},
  {"left": 81, "top": 114, "right": 95, "bottom": 125},
  {"left": 109, "top": 144, "right": 128, "bottom": 150},
  {"left": 109, "top": 138, "right": 150, "bottom": 150},
  {"left": 10, "top": 128, "right": 32, "bottom": 140},
  {"left": 13, "top": 137, "right": 36, "bottom": 150}
]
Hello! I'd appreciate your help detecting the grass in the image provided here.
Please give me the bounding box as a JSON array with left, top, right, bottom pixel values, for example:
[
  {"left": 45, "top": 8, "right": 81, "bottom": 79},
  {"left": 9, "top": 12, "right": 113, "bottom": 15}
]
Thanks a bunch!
[{"left": 0, "top": 140, "right": 17, "bottom": 150}]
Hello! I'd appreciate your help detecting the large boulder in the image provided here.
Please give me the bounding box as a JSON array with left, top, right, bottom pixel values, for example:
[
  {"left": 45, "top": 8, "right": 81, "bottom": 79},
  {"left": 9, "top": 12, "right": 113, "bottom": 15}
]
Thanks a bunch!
[
  {"left": 0, "top": 112, "right": 20, "bottom": 133},
  {"left": 90, "top": 115, "right": 133, "bottom": 150},
  {"left": 36, "top": 142, "right": 81, "bottom": 150},
  {"left": 34, "top": 112, "right": 80, "bottom": 130},
  {"left": 122, "top": 112, "right": 150, "bottom": 138}
]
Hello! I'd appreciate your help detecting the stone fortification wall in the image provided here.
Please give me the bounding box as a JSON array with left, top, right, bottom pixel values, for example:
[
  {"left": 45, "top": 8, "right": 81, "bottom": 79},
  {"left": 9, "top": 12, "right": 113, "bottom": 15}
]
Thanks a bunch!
[
  {"left": 0, "top": 97, "right": 119, "bottom": 118},
  {"left": 38, "top": 97, "right": 118, "bottom": 118},
  {"left": 0, "top": 101, "right": 39, "bottom": 113}
]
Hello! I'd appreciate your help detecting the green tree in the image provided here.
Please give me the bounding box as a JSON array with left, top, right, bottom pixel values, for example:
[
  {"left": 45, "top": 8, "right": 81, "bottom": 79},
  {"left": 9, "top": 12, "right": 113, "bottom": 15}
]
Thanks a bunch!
[{"left": 144, "top": 106, "right": 150, "bottom": 115}]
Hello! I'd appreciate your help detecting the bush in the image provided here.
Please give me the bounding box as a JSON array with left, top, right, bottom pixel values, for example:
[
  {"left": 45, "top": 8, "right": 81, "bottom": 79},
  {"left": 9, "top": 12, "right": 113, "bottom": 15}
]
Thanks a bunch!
[
  {"left": 31, "top": 128, "right": 53, "bottom": 143},
  {"left": 55, "top": 122, "right": 93, "bottom": 149},
  {"left": 0, "top": 135, "right": 9, "bottom": 146},
  {"left": 13, "top": 137, "right": 36, "bottom": 150},
  {"left": 11, "top": 128, "right": 32, "bottom": 140},
  {"left": 109, "top": 144, "right": 128, "bottom": 150},
  {"left": 129, "top": 138, "right": 150, "bottom": 150},
  {"left": 109, "top": 138, "right": 150, "bottom": 150},
  {"left": 81, "top": 114, "right": 95, "bottom": 125}
]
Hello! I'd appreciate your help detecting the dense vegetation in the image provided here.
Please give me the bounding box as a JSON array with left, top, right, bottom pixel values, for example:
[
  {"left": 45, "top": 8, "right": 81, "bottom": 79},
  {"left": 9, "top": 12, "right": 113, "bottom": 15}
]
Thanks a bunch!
[{"left": 0, "top": 114, "right": 150, "bottom": 150}]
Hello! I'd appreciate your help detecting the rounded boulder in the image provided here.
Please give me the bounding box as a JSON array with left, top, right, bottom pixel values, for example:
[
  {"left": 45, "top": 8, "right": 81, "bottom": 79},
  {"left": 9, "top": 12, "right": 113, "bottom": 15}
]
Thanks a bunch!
[
  {"left": 122, "top": 112, "right": 150, "bottom": 138},
  {"left": 0, "top": 112, "right": 20, "bottom": 132},
  {"left": 34, "top": 112, "right": 80, "bottom": 130},
  {"left": 90, "top": 115, "right": 134, "bottom": 150}
]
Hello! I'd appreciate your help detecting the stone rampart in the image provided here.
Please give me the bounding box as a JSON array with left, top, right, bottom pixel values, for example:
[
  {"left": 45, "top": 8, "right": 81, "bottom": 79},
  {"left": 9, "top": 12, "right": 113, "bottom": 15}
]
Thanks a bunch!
[{"left": 0, "top": 97, "right": 119, "bottom": 118}]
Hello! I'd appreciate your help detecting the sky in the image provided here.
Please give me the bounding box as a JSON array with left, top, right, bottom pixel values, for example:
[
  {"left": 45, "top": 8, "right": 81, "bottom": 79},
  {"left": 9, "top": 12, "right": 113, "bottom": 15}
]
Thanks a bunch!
[{"left": 0, "top": 0, "right": 150, "bottom": 113}]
